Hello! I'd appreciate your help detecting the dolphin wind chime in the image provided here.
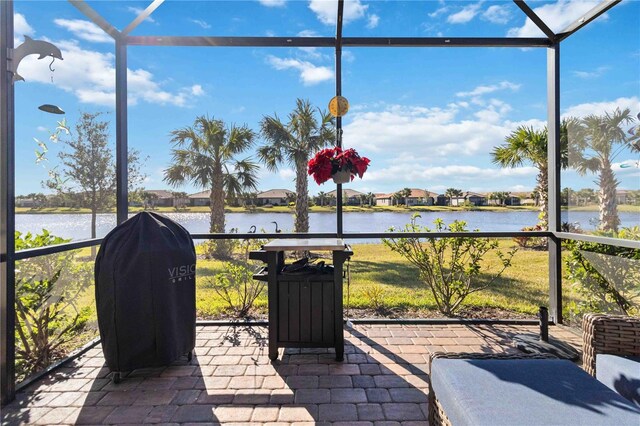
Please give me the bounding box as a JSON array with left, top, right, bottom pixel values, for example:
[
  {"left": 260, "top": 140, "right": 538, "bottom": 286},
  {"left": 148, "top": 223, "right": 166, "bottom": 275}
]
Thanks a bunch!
[{"left": 9, "top": 35, "right": 63, "bottom": 82}]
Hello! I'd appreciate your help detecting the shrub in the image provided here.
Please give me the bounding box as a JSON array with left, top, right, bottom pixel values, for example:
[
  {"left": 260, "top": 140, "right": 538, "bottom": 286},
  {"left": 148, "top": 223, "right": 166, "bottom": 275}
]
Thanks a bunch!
[
  {"left": 564, "top": 235, "right": 639, "bottom": 319},
  {"left": 209, "top": 237, "right": 268, "bottom": 317},
  {"left": 361, "top": 284, "right": 387, "bottom": 312},
  {"left": 512, "top": 224, "right": 547, "bottom": 250},
  {"left": 14, "top": 230, "right": 93, "bottom": 380},
  {"left": 383, "top": 215, "right": 516, "bottom": 316}
]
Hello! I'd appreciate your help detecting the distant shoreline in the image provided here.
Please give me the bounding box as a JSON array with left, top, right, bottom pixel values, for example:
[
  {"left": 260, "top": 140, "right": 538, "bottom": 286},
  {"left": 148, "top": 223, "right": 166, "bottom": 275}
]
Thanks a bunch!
[{"left": 14, "top": 204, "right": 640, "bottom": 214}]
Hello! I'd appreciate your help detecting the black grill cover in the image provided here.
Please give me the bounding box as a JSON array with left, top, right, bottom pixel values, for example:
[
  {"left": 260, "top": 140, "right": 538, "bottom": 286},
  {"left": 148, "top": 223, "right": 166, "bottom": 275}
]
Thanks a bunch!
[{"left": 95, "top": 212, "right": 196, "bottom": 372}]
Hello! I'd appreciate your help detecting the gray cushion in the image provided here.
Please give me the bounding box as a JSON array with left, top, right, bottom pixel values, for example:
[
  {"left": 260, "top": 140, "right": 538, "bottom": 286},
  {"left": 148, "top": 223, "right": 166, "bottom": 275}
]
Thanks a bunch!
[
  {"left": 431, "top": 358, "right": 640, "bottom": 426},
  {"left": 597, "top": 354, "right": 640, "bottom": 407}
]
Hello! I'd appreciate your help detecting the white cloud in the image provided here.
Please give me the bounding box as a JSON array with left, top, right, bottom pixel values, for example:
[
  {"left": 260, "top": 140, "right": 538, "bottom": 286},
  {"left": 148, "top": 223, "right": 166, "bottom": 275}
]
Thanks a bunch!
[
  {"left": 14, "top": 13, "right": 34, "bottom": 38},
  {"left": 54, "top": 19, "right": 112, "bottom": 43},
  {"left": 456, "top": 81, "right": 521, "bottom": 98},
  {"left": 36, "top": 126, "right": 48, "bottom": 132},
  {"left": 562, "top": 96, "right": 640, "bottom": 119},
  {"left": 508, "top": 0, "right": 604, "bottom": 37},
  {"left": 342, "top": 50, "right": 355, "bottom": 62},
  {"left": 259, "top": 0, "right": 286, "bottom": 7},
  {"left": 309, "top": 0, "right": 367, "bottom": 25},
  {"left": 572, "top": 66, "right": 610, "bottom": 79},
  {"left": 364, "top": 162, "right": 538, "bottom": 184},
  {"left": 367, "top": 14, "right": 380, "bottom": 29},
  {"left": 190, "top": 19, "right": 211, "bottom": 29},
  {"left": 19, "top": 39, "right": 204, "bottom": 107},
  {"left": 429, "top": 6, "right": 449, "bottom": 19},
  {"left": 447, "top": 2, "right": 482, "bottom": 24},
  {"left": 127, "top": 6, "right": 156, "bottom": 23},
  {"left": 190, "top": 84, "right": 205, "bottom": 96},
  {"left": 266, "top": 55, "right": 333, "bottom": 85},
  {"left": 482, "top": 5, "right": 511, "bottom": 25},
  {"left": 344, "top": 103, "right": 516, "bottom": 157},
  {"left": 296, "top": 30, "right": 327, "bottom": 60},
  {"left": 279, "top": 168, "right": 295, "bottom": 179}
]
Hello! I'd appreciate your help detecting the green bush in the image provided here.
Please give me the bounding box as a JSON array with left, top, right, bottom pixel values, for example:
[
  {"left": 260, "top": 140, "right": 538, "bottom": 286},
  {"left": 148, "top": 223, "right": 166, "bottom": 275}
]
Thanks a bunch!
[
  {"left": 564, "top": 231, "right": 639, "bottom": 318},
  {"left": 383, "top": 215, "right": 516, "bottom": 316},
  {"left": 209, "top": 237, "right": 268, "bottom": 317},
  {"left": 15, "top": 230, "right": 93, "bottom": 381}
]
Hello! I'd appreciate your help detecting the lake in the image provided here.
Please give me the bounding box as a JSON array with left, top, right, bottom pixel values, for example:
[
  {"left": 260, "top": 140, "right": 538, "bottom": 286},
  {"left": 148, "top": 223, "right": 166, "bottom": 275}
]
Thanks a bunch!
[{"left": 15, "top": 210, "right": 639, "bottom": 242}]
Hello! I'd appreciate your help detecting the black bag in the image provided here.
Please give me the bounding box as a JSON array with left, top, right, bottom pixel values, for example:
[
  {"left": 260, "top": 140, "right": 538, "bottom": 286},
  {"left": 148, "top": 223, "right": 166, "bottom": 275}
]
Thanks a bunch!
[{"left": 95, "top": 212, "right": 196, "bottom": 374}]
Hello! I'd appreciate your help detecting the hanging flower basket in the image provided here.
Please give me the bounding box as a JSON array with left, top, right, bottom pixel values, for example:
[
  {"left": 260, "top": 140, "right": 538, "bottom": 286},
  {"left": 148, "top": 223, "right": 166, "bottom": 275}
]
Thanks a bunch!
[
  {"left": 308, "top": 147, "right": 370, "bottom": 185},
  {"left": 332, "top": 167, "right": 352, "bottom": 184}
]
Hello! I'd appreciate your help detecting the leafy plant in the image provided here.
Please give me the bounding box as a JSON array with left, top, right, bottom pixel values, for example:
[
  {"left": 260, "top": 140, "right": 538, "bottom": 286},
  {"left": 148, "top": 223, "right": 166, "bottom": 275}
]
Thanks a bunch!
[
  {"left": 382, "top": 215, "right": 516, "bottom": 316},
  {"left": 564, "top": 234, "right": 640, "bottom": 318},
  {"left": 512, "top": 224, "right": 547, "bottom": 250},
  {"left": 209, "top": 237, "right": 268, "bottom": 317},
  {"left": 361, "top": 284, "right": 387, "bottom": 312},
  {"left": 14, "top": 230, "right": 93, "bottom": 380}
]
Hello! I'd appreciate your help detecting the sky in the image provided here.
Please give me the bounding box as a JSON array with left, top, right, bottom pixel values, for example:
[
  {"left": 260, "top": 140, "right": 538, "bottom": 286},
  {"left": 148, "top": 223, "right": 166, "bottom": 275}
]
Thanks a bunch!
[{"left": 10, "top": 0, "right": 640, "bottom": 197}]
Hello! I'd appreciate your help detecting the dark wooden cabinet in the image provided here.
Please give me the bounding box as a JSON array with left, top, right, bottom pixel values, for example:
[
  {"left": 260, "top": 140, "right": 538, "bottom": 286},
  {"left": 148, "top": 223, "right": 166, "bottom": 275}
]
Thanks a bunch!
[{"left": 250, "top": 239, "right": 352, "bottom": 361}]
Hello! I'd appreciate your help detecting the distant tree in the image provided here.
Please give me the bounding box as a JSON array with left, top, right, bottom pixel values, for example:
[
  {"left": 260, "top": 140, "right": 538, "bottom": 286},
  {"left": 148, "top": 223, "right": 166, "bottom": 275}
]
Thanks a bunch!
[
  {"left": 317, "top": 191, "right": 327, "bottom": 207},
  {"left": 445, "top": 188, "right": 463, "bottom": 206},
  {"left": 530, "top": 189, "right": 540, "bottom": 207},
  {"left": 164, "top": 115, "right": 258, "bottom": 258},
  {"left": 489, "top": 191, "right": 511, "bottom": 206},
  {"left": 391, "top": 191, "right": 403, "bottom": 206},
  {"left": 172, "top": 191, "right": 189, "bottom": 210},
  {"left": 569, "top": 108, "right": 639, "bottom": 232},
  {"left": 45, "top": 112, "right": 145, "bottom": 250},
  {"left": 400, "top": 187, "right": 412, "bottom": 207},
  {"left": 561, "top": 187, "right": 572, "bottom": 206},
  {"left": 241, "top": 191, "right": 257, "bottom": 208},
  {"left": 285, "top": 191, "right": 297, "bottom": 205},
  {"left": 575, "top": 188, "right": 597, "bottom": 206},
  {"left": 258, "top": 99, "right": 335, "bottom": 233},
  {"left": 366, "top": 192, "right": 375, "bottom": 207},
  {"left": 142, "top": 191, "right": 159, "bottom": 210},
  {"left": 327, "top": 192, "right": 336, "bottom": 206},
  {"left": 20, "top": 193, "right": 47, "bottom": 209}
]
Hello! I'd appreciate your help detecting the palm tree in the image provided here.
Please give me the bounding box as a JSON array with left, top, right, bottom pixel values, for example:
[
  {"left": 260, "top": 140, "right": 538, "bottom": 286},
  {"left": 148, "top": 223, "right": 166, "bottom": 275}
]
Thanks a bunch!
[
  {"left": 258, "top": 99, "right": 335, "bottom": 233},
  {"left": 391, "top": 191, "right": 402, "bottom": 206},
  {"left": 491, "top": 121, "right": 571, "bottom": 225},
  {"left": 164, "top": 115, "right": 258, "bottom": 258},
  {"left": 366, "top": 192, "right": 375, "bottom": 207},
  {"left": 445, "top": 188, "right": 463, "bottom": 206},
  {"left": 317, "top": 191, "right": 327, "bottom": 207},
  {"left": 570, "top": 108, "right": 639, "bottom": 232},
  {"left": 401, "top": 187, "right": 413, "bottom": 207}
]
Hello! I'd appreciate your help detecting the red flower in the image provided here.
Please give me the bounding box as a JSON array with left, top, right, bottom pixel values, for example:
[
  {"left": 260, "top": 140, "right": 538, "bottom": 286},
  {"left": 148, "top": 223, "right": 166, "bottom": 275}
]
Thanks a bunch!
[{"left": 308, "top": 146, "right": 370, "bottom": 185}]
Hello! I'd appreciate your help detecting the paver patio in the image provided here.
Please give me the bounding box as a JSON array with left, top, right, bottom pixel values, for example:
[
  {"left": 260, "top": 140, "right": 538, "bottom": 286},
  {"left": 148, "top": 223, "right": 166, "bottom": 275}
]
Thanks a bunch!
[{"left": 1, "top": 323, "right": 581, "bottom": 425}]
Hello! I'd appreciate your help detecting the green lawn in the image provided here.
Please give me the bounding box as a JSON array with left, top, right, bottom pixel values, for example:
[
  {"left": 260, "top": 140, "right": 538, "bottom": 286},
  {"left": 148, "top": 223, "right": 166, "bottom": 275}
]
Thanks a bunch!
[
  {"left": 191, "top": 241, "right": 564, "bottom": 319},
  {"left": 23, "top": 241, "right": 580, "bottom": 324}
]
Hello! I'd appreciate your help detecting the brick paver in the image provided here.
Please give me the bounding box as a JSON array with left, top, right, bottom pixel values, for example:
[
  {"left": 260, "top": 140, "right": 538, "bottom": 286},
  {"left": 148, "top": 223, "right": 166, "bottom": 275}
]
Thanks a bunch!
[{"left": 1, "top": 324, "right": 581, "bottom": 425}]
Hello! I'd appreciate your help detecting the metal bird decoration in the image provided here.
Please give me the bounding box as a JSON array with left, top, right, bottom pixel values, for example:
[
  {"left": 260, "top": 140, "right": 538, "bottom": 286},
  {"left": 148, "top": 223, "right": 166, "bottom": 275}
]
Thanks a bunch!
[{"left": 10, "top": 35, "right": 63, "bottom": 82}]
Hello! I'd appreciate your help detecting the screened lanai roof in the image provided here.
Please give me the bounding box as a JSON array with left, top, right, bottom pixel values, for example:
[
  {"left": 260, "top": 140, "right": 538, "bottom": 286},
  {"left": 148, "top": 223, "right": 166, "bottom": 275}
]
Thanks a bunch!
[{"left": 72, "top": 0, "right": 619, "bottom": 45}]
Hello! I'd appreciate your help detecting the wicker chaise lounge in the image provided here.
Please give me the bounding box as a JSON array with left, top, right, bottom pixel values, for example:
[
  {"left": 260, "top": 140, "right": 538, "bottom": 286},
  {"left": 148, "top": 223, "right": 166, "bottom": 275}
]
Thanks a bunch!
[{"left": 428, "top": 314, "right": 640, "bottom": 426}]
